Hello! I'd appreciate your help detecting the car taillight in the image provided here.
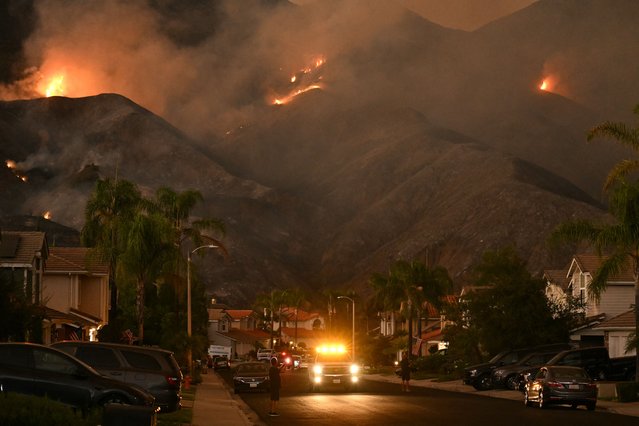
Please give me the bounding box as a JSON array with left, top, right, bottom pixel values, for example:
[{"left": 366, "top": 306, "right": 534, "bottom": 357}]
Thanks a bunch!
[
  {"left": 585, "top": 383, "right": 597, "bottom": 390},
  {"left": 166, "top": 376, "right": 181, "bottom": 387},
  {"left": 547, "top": 381, "right": 564, "bottom": 388}
]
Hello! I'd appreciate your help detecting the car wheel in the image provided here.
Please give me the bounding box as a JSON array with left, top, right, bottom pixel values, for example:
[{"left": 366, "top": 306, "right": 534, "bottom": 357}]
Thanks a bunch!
[
  {"left": 472, "top": 374, "right": 492, "bottom": 391},
  {"left": 99, "top": 393, "right": 130, "bottom": 406},
  {"left": 586, "top": 402, "right": 596, "bottom": 411},
  {"left": 538, "top": 389, "right": 547, "bottom": 409},
  {"left": 524, "top": 390, "right": 532, "bottom": 407},
  {"left": 506, "top": 375, "right": 518, "bottom": 390}
]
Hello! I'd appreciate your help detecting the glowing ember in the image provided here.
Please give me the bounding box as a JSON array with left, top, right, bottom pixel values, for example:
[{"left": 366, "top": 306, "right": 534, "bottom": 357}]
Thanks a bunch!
[
  {"left": 45, "top": 75, "right": 66, "bottom": 97},
  {"left": 6, "top": 160, "right": 16, "bottom": 169},
  {"left": 539, "top": 79, "right": 548, "bottom": 91},
  {"left": 43, "top": 211, "right": 52, "bottom": 220},
  {"left": 19, "top": 175, "right": 28, "bottom": 182}
]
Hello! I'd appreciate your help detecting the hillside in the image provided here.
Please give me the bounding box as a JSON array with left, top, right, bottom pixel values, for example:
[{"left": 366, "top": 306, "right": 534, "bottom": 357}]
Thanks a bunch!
[
  {"left": 1, "top": 0, "right": 636, "bottom": 305},
  {"left": 0, "top": 93, "right": 607, "bottom": 303}
]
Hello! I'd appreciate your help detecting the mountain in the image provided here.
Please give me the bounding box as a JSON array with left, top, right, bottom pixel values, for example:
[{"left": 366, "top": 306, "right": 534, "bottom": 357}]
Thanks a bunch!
[
  {"left": 0, "top": 92, "right": 606, "bottom": 304},
  {"left": 1, "top": 0, "right": 636, "bottom": 305}
]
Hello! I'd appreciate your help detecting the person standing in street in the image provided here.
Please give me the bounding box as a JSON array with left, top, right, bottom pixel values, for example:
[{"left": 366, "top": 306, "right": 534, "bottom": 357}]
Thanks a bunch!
[
  {"left": 269, "top": 357, "right": 283, "bottom": 416},
  {"left": 400, "top": 351, "right": 411, "bottom": 392}
]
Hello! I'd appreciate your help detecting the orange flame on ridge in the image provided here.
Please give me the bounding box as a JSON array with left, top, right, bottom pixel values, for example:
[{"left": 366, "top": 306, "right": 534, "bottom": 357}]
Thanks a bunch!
[{"left": 44, "top": 74, "right": 66, "bottom": 97}]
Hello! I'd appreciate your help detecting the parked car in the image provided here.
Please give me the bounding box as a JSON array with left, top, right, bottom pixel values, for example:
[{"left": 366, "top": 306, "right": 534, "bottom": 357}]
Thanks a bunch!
[
  {"left": 491, "top": 351, "right": 565, "bottom": 390},
  {"left": 0, "top": 342, "right": 155, "bottom": 412},
  {"left": 524, "top": 365, "right": 597, "bottom": 410},
  {"left": 545, "top": 346, "right": 636, "bottom": 381},
  {"left": 213, "top": 356, "right": 230, "bottom": 370},
  {"left": 463, "top": 343, "right": 572, "bottom": 391},
  {"left": 233, "top": 362, "right": 270, "bottom": 393},
  {"left": 257, "top": 348, "right": 276, "bottom": 362},
  {"left": 51, "top": 341, "right": 182, "bottom": 413}
]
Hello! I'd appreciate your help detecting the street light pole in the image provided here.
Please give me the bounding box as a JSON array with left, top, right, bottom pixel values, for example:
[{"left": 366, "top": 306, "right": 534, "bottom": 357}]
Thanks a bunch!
[
  {"left": 187, "top": 244, "right": 218, "bottom": 374},
  {"left": 337, "top": 296, "right": 355, "bottom": 362}
]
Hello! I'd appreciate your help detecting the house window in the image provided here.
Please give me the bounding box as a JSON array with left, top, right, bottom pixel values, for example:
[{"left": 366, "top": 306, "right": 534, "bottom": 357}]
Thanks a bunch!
[
  {"left": 220, "top": 320, "right": 228, "bottom": 332},
  {"left": 579, "top": 274, "right": 587, "bottom": 302}
]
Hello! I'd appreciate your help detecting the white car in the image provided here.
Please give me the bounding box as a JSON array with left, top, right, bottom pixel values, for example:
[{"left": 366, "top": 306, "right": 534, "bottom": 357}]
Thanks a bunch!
[{"left": 256, "top": 348, "right": 276, "bottom": 362}]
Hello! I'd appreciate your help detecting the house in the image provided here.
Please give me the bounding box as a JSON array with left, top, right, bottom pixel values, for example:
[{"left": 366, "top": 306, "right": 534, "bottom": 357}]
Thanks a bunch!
[
  {"left": 0, "top": 231, "right": 48, "bottom": 306},
  {"left": 42, "top": 247, "right": 109, "bottom": 343},
  {"left": 594, "top": 310, "right": 637, "bottom": 358},
  {"left": 379, "top": 295, "right": 457, "bottom": 357},
  {"left": 207, "top": 307, "right": 271, "bottom": 357},
  {"left": 225, "top": 309, "right": 259, "bottom": 330},
  {"left": 278, "top": 307, "right": 326, "bottom": 350},
  {"left": 544, "top": 254, "right": 636, "bottom": 347}
]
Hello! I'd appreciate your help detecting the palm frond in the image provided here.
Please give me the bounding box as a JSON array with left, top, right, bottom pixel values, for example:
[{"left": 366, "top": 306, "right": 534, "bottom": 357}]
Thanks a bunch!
[
  {"left": 587, "top": 122, "right": 639, "bottom": 149},
  {"left": 603, "top": 159, "right": 639, "bottom": 190},
  {"left": 589, "top": 252, "right": 628, "bottom": 302}
]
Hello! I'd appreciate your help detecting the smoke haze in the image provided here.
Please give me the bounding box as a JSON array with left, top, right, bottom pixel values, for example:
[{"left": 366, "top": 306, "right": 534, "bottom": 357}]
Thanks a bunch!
[{"left": 1, "top": 0, "right": 538, "bottom": 141}]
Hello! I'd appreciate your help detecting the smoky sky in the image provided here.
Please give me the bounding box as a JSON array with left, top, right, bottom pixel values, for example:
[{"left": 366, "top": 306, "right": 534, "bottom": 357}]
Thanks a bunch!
[{"left": 0, "top": 0, "right": 546, "bottom": 143}]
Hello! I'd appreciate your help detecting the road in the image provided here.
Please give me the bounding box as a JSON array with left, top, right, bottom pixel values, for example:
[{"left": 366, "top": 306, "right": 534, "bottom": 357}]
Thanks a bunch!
[{"left": 218, "top": 368, "right": 638, "bottom": 425}]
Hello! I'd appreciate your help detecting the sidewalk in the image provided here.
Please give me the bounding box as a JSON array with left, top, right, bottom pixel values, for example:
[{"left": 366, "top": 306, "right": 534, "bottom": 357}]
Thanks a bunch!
[
  {"left": 191, "top": 371, "right": 257, "bottom": 426},
  {"left": 190, "top": 371, "right": 639, "bottom": 425}
]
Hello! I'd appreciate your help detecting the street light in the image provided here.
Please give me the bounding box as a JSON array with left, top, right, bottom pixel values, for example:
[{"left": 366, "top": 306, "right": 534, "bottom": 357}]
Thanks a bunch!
[
  {"left": 187, "top": 244, "right": 218, "bottom": 373},
  {"left": 337, "top": 296, "right": 355, "bottom": 362}
]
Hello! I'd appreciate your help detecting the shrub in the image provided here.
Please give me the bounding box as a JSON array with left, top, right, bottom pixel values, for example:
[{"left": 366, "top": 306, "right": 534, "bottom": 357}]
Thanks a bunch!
[
  {"left": 0, "top": 393, "right": 100, "bottom": 426},
  {"left": 616, "top": 382, "right": 639, "bottom": 402}
]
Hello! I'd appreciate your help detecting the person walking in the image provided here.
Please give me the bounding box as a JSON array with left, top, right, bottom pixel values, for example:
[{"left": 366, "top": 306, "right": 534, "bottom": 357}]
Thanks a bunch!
[
  {"left": 269, "top": 357, "right": 283, "bottom": 416},
  {"left": 400, "top": 351, "right": 411, "bottom": 392}
]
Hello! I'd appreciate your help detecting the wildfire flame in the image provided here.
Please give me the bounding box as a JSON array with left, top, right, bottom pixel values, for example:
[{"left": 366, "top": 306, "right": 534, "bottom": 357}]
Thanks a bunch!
[
  {"left": 43, "top": 211, "right": 52, "bottom": 220},
  {"left": 272, "top": 55, "right": 326, "bottom": 106},
  {"left": 274, "top": 84, "right": 322, "bottom": 105},
  {"left": 44, "top": 74, "right": 66, "bottom": 97},
  {"left": 539, "top": 79, "right": 548, "bottom": 91},
  {"left": 6, "top": 159, "right": 27, "bottom": 182}
]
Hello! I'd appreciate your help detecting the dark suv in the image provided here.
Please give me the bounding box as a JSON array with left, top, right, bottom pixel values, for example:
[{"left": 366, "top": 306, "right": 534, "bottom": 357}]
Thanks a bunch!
[
  {"left": 52, "top": 341, "right": 183, "bottom": 412},
  {"left": 0, "top": 342, "right": 155, "bottom": 412}
]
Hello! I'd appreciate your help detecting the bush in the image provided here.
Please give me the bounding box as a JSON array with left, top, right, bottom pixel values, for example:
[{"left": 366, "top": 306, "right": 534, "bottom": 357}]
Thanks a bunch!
[
  {"left": 412, "top": 353, "right": 448, "bottom": 373},
  {"left": 616, "top": 382, "right": 639, "bottom": 402},
  {"left": 0, "top": 393, "right": 100, "bottom": 426}
]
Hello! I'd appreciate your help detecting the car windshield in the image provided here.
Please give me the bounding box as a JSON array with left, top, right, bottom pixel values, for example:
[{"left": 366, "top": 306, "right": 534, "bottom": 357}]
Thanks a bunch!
[{"left": 237, "top": 364, "right": 268, "bottom": 374}]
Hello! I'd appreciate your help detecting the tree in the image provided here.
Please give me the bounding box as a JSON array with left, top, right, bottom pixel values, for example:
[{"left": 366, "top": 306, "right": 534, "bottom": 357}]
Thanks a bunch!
[
  {"left": 284, "top": 287, "right": 307, "bottom": 349},
  {"left": 148, "top": 186, "right": 226, "bottom": 351},
  {"left": 254, "top": 289, "right": 288, "bottom": 349},
  {"left": 82, "top": 178, "right": 142, "bottom": 340},
  {"left": 550, "top": 104, "right": 639, "bottom": 381},
  {"left": 119, "top": 210, "right": 176, "bottom": 343},
  {"left": 443, "top": 248, "right": 572, "bottom": 362},
  {"left": 370, "top": 260, "right": 452, "bottom": 358}
]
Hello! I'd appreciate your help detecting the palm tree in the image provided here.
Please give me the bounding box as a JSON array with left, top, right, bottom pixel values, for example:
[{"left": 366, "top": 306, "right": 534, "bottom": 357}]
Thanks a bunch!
[
  {"left": 370, "top": 260, "right": 452, "bottom": 359},
  {"left": 82, "top": 178, "right": 142, "bottom": 333},
  {"left": 149, "top": 187, "right": 227, "bottom": 334},
  {"left": 254, "top": 289, "right": 288, "bottom": 349},
  {"left": 151, "top": 187, "right": 226, "bottom": 249},
  {"left": 284, "top": 288, "right": 307, "bottom": 348},
  {"left": 119, "top": 211, "right": 176, "bottom": 343},
  {"left": 552, "top": 104, "right": 639, "bottom": 381}
]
